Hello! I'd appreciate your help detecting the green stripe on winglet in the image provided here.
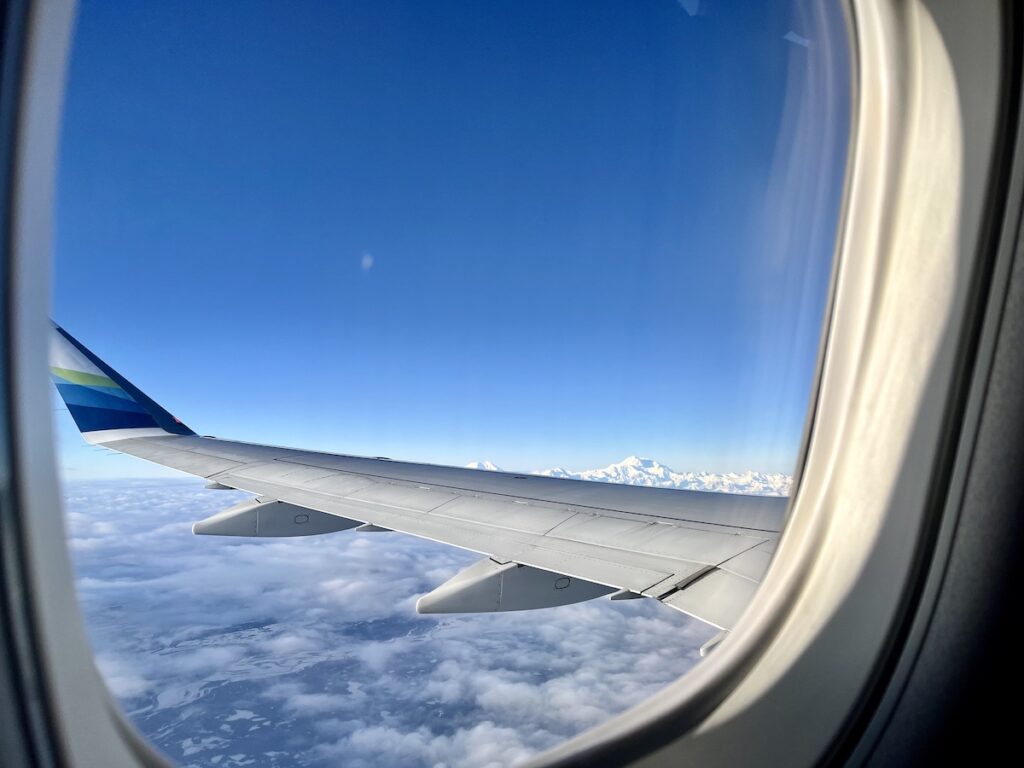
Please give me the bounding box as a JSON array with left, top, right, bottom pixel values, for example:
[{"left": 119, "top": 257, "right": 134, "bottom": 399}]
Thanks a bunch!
[{"left": 49, "top": 366, "right": 119, "bottom": 388}]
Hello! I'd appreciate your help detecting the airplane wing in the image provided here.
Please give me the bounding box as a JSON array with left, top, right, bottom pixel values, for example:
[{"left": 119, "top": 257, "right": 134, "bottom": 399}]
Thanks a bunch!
[{"left": 50, "top": 323, "right": 785, "bottom": 633}]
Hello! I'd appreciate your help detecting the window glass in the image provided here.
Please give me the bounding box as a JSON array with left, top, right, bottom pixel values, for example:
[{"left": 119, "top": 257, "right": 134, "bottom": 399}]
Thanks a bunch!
[{"left": 54, "top": 1, "right": 849, "bottom": 765}]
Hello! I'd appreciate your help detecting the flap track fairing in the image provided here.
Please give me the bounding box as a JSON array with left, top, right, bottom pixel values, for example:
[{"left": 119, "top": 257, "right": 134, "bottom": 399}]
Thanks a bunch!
[
  {"left": 416, "top": 558, "right": 613, "bottom": 614},
  {"left": 192, "top": 497, "right": 360, "bottom": 537}
]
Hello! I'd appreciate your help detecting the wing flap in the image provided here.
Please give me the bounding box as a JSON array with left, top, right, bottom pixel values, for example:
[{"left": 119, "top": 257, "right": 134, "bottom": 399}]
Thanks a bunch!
[
  {"left": 662, "top": 568, "right": 760, "bottom": 630},
  {"left": 718, "top": 541, "right": 776, "bottom": 582}
]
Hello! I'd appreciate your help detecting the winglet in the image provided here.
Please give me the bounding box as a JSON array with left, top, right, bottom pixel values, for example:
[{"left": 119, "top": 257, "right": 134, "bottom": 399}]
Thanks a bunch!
[{"left": 50, "top": 322, "right": 195, "bottom": 443}]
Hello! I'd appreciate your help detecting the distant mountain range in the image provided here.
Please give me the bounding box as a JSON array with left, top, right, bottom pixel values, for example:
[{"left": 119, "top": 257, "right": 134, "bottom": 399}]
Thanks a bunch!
[{"left": 465, "top": 455, "right": 792, "bottom": 497}]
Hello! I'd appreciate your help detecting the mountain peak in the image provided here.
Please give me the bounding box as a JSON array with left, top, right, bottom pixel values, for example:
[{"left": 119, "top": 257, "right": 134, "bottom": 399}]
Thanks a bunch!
[
  {"left": 466, "top": 457, "right": 792, "bottom": 497},
  {"left": 619, "top": 455, "right": 659, "bottom": 468},
  {"left": 465, "top": 461, "right": 502, "bottom": 472},
  {"left": 532, "top": 457, "right": 791, "bottom": 497}
]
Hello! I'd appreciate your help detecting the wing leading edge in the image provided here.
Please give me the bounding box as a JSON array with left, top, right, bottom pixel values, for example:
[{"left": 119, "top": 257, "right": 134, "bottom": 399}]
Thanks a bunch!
[{"left": 50, "top": 324, "right": 785, "bottom": 632}]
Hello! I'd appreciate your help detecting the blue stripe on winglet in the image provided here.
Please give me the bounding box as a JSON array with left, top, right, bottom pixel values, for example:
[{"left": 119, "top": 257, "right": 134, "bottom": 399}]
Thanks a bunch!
[{"left": 53, "top": 324, "right": 195, "bottom": 436}]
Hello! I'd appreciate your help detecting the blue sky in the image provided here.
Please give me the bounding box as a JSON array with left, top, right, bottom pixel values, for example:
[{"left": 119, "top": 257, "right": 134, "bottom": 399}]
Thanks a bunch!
[{"left": 53, "top": 0, "right": 849, "bottom": 479}]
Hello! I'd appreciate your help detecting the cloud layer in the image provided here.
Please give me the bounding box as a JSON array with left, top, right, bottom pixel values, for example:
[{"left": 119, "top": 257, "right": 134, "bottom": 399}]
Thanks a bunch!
[{"left": 66, "top": 480, "right": 712, "bottom": 767}]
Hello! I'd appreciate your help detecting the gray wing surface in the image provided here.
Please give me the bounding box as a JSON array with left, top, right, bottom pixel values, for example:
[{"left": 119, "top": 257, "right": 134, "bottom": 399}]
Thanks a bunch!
[{"left": 112, "top": 434, "right": 784, "bottom": 630}]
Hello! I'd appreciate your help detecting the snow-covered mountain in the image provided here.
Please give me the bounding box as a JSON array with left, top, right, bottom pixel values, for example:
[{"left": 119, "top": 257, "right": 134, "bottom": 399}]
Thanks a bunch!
[
  {"left": 467, "top": 456, "right": 792, "bottom": 497},
  {"left": 465, "top": 460, "right": 503, "bottom": 472}
]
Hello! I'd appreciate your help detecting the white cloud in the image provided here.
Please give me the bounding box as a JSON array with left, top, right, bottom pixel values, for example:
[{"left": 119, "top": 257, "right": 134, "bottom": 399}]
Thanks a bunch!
[
  {"left": 167, "top": 646, "right": 247, "bottom": 674},
  {"left": 66, "top": 479, "right": 711, "bottom": 767},
  {"left": 317, "top": 721, "right": 539, "bottom": 768},
  {"left": 283, "top": 693, "right": 352, "bottom": 715},
  {"left": 264, "top": 634, "right": 319, "bottom": 655},
  {"left": 94, "top": 653, "right": 151, "bottom": 699},
  {"left": 355, "top": 639, "right": 410, "bottom": 673}
]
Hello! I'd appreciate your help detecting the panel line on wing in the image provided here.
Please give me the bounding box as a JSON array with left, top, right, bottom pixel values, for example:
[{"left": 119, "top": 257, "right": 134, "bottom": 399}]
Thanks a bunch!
[{"left": 253, "top": 455, "right": 785, "bottom": 533}]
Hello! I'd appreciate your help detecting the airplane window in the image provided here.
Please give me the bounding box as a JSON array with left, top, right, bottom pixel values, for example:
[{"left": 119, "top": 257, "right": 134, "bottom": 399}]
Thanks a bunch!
[{"left": 52, "top": 1, "right": 849, "bottom": 766}]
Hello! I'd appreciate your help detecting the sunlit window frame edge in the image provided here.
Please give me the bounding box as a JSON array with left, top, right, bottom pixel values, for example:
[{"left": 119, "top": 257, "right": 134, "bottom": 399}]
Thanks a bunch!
[
  {"left": 3, "top": 0, "right": 173, "bottom": 766},
  {"left": 537, "top": 0, "right": 1015, "bottom": 765}
]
